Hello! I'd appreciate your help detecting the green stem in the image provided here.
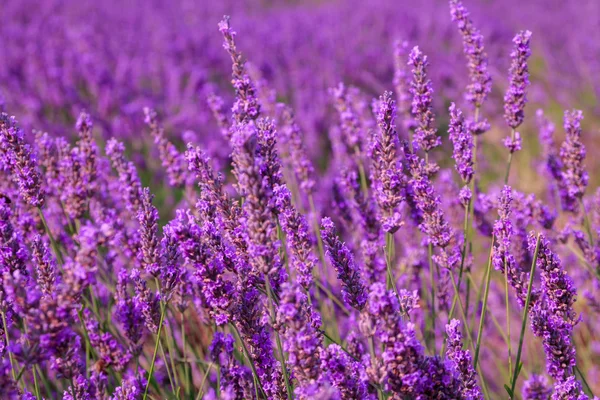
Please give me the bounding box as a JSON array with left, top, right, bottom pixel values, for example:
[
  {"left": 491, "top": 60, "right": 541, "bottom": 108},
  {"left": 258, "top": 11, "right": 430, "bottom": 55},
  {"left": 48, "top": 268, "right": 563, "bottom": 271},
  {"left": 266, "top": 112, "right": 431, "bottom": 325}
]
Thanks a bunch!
[
  {"left": 181, "top": 312, "right": 190, "bottom": 399},
  {"left": 427, "top": 242, "right": 436, "bottom": 351},
  {"left": 264, "top": 277, "right": 293, "bottom": 400},
  {"left": 384, "top": 232, "right": 400, "bottom": 302},
  {"left": 1, "top": 311, "right": 17, "bottom": 381},
  {"left": 143, "top": 301, "right": 168, "bottom": 400},
  {"left": 509, "top": 234, "right": 541, "bottom": 399},
  {"left": 37, "top": 207, "right": 64, "bottom": 265},
  {"left": 473, "top": 235, "right": 496, "bottom": 368},
  {"left": 230, "top": 324, "right": 267, "bottom": 398},
  {"left": 504, "top": 129, "right": 516, "bottom": 185},
  {"left": 504, "top": 257, "right": 513, "bottom": 378}
]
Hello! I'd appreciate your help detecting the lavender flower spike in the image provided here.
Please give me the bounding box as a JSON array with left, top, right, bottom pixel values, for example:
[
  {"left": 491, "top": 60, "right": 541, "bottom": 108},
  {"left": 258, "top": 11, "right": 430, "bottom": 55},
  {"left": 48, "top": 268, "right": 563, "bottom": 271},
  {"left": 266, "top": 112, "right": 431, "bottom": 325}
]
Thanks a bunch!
[
  {"left": 448, "top": 103, "right": 474, "bottom": 185},
  {"left": 560, "top": 110, "right": 588, "bottom": 210},
  {"left": 449, "top": 0, "right": 492, "bottom": 111},
  {"left": 504, "top": 31, "right": 532, "bottom": 130},
  {"left": 522, "top": 374, "right": 552, "bottom": 400},
  {"left": 393, "top": 40, "right": 416, "bottom": 133},
  {"left": 321, "top": 217, "right": 368, "bottom": 310},
  {"left": 32, "top": 235, "right": 57, "bottom": 295},
  {"left": 218, "top": 16, "right": 261, "bottom": 124},
  {"left": 409, "top": 46, "right": 440, "bottom": 152},
  {"left": 137, "top": 187, "right": 161, "bottom": 277},
  {"left": 445, "top": 319, "right": 483, "bottom": 399},
  {"left": 0, "top": 113, "right": 45, "bottom": 207},
  {"left": 372, "top": 91, "right": 404, "bottom": 233}
]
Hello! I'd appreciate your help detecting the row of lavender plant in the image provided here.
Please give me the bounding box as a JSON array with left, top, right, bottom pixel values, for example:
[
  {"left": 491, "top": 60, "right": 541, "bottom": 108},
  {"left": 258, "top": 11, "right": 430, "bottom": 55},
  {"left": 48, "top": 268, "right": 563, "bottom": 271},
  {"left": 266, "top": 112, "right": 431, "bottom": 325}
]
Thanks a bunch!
[{"left": 0, "top": 0, "right": 598, "bottom": 399}]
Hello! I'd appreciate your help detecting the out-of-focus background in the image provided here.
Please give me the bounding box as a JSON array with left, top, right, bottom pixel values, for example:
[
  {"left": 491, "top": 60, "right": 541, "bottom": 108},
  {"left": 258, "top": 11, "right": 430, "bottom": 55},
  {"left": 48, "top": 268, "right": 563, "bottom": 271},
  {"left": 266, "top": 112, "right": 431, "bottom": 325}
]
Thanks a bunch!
[{"left": 1, "top": 0, "right": 597, "bottom": 187}]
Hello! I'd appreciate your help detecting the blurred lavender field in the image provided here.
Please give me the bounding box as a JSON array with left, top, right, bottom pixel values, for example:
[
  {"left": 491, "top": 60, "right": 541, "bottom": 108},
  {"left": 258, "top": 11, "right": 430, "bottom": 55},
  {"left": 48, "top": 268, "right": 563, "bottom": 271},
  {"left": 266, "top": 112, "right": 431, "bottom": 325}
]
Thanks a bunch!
[{"left": 1, "top": 0, "right": 600, "bottom": 399}]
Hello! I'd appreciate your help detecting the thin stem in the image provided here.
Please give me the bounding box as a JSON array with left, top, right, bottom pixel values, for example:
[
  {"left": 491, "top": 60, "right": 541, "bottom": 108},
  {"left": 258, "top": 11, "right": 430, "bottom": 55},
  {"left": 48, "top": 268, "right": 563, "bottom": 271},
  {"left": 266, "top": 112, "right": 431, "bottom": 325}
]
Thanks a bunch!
[
  {"left": 509, "top": 234, "right": 541, "bottom": 398},
  {"left": 448, "top": 202, "right": 471, "bottom": 321},
  {"left": 473, "top": 235, "right": 496, "bottom": 368},
  {"left": 230, "top": 324, "right": 267, "bottom": 398},
  {"left": 181, "top": 312, "right": 190, "bottom": 399},
  {"left": 264, "top": 276, "right": 293, "bottom": 400},
  {"left": 504, "top": 258, "right": 513, "bottom": 378},
  {"left": 143, "top": 301, "right": 168, "bottom": 400},
  {"left": 504, "top": 129, "right": 516, "bottom": 185},
  {"left": 427, "top": 242, "right": 436, "bottom": 350},
  {"left": 384, "top": 232, "right": 401, "bottom": 302},
  {"left": 1, "top": 311, "right": 17, "bottom": 381},
  {"left": 579, "top": 198, "right": 594, "bottom": 246}
]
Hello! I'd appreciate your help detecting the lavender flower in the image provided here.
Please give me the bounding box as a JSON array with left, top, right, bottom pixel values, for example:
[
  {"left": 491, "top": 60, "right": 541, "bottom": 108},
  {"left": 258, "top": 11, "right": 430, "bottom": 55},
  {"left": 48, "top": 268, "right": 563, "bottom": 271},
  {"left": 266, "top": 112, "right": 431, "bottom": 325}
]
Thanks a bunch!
[
  {"left": 449, "top": 0, "right": 492, "bottom": 111},
  {"left": 523, "top": 374, "right": 552, "bottom": 400},
  {"left": 528, "top": 233, "right": 577, "bottom": 323},
  {"left": 560, "top": 110, "right": 588, "bottom": 212},
  {"left": 448, "top": 103, "right": 474, "bottom": 185},
  {"left": 409, "top": 47, "right": 440, "bottom": 152},
  {"left": 274, "top": 185, "right": 317, "bottom": 290},
  {"left": 137, "top": 188, "right": 161, "bottom": 276},
  {"left": 0, "top": 113, "right": 44, "bottom": 207},
  {"left": 321, "top": 217, "right": 368, "bottom": 310},
  {"left": 231, "top": 122, "right": 285, "bottom": 287},
  {"left": 206, "top": 92, "right": 231, "bottom": 140},
  {"left": 209, "top": 332, "right": 255, "bottom": 398},
  {"left": 393, "top": 40, "right": 416, "bottom": 133},
  {"left": 493, "top": 186, "right": 537, "bottom": 307},
  {"left": 530, "top": 305, "right": 576, "bottom": 380},
  {"left": 144, "top": 107, "right": 187, "bottom": 188},
  {"left": 551, "top": 375, "right": 588, "bottom": 400},
  {"left": 275, "top": 284, "right": 323, "bottom": 392},
  {"left": 31, "top": 234, "right": 56, "bottom": 295},
  {"left": 115, "top": 268, "right": 144, "bottom": 356},
  {"left": 371, "top": 91, "right": 404, "bottom": 233},
  {"left": 83, "top": 309, "right": 131, "bottom": 371},
  {"left": 131, "top": 268, "right": 161, "bottom": 334},
  {"left": 504, "top": 31, "right": 532, "bottom": 130},
  {"left": 219, "top": 16, "right": 261, "bottom": 124},
  {"left": 445, "top": 319, "right": 483, "bottom": 399},
  {"left": 320, "top": 344, "right": 373, "bottom": 400},
  {"left": 279, "top": 104, "right": 316, "bottom": 194},
  {"left": 330, "top": 83, "right": 365, "bottom": 157},
  {"left": 106, "top": 138, "right": 143, "bottom": 213},
  {"left": 76, "top": 111, "right": 97, "bottom": 196}
]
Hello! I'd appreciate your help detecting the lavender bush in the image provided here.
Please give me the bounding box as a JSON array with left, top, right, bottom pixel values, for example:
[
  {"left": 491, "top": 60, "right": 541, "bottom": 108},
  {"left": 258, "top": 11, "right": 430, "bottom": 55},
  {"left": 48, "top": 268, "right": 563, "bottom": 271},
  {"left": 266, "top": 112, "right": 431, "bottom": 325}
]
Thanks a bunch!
[{"left": 0, "top": 0, "right": 599, "bottom": 399}]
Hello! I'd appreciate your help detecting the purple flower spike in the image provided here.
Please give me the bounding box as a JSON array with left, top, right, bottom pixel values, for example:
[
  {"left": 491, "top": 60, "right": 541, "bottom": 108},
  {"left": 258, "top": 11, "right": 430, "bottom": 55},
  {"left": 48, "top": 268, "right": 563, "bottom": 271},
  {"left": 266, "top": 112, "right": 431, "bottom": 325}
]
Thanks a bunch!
[
  {"left": 393, "top": 40, "right": 416, "bottom": 133},
  {"left": 449, "top": 0, "right": 492, "bottom": 110},
  {"left": 448, "top": 103, "right": 474, "bottom": 184},
  {"left": 137, "top": 188, "right": 161, "bottom": 277},
  {"left": 320, "top": 217, "right": 368, "bottom": 310},
  {"left": 218, "top": 16, "right": 261, "bottom": 124},
  {"left": 409, "top": 46, "right": 440, "bottom": 153},
  {"left": 445, "top": 319, "right": 483, "bottom": 399},
  {"left": 372, "top": 91, "right": 405, "bottom": 233},
  {"left": 560, "top": 110, "right": 588, "bottom": 212},
  {"left": 522, "top": 374, "right": 552, "bottom": 400},
  {"left": 0, "top": 113, "right": 45, "bottom": 207},
  {"left": 504, "top": 31, "right": 532, "bottom": 130}
]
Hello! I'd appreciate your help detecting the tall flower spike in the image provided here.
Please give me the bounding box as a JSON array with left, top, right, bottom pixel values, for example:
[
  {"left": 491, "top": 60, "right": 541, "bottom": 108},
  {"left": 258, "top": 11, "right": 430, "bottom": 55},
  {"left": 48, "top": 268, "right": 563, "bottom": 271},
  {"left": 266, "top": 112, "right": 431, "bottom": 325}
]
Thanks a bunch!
[
  {"left": 320, "top": 344, "right": 373, "bottom": 400},
  {"left": 372, "top": 91, "right": 404, "bottom": 233},
  {"left": 330, "top": 83, "right": 365, "bottom": 156},
  {"left": 207, "top": 92, "right": 231, "bottom": 140},
  {"left": 274, "top": 185, "right": 317, "bottom": 290},
  {"left": 528, "top": 233, "right": 577, "bottom": 323},
  {"left": 75, "top": 111, "right": 97, "bottom": 196},
  {"left": 449, "top": 0, "right": 492, "bottom": 111},
  {"left": 106, "top": 138, "right": 143, "bottom": 214},
  {"left": 278, "top": 104, "right": 316, "bottom": 195},
  {"left": 560, "top": 110, "right": 588, "bottom": 212},
  {"left": 275, "top": 284, "right": 323, "bottom": 394},
  {"left": 409, "top": 47, "right": 440, "bottom": 152},
  {"left": 321, "top": 217, "right": 368, "bottom": 310},
  {"left": 144, "top": 108, "right": 187, "bottom": 188},
  {"left": 504, "top": 31, "right": 532, "bottom": 130},
  {"left": 137, "top": 188, "right": 161, "bottom": 277},
  {"left": 218, "top": 16, "right": 261, "bottom": 124},
  {"left": 231, "top": 122, "right": 285, "bottom": 287},
  {"left": 31, "top": 234, "right": 57, "bottom": 295},
  {"left": 448, "top": 103, "right": 474, "bottom": 186},
  {"left": 115, "top": 268, "right": 144, "bottom": 356},
  {"left": 393, "top": 40, "right": 416, "bottom": 134},
  {"left": 445, "top": 319, "right": 483, "bottom": 399},
  {"left": 0, "top": 113, "right": 44, "bottom": 207}
]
